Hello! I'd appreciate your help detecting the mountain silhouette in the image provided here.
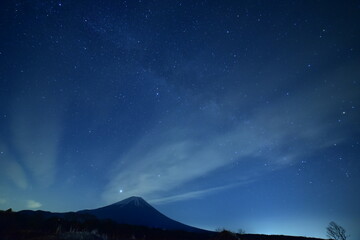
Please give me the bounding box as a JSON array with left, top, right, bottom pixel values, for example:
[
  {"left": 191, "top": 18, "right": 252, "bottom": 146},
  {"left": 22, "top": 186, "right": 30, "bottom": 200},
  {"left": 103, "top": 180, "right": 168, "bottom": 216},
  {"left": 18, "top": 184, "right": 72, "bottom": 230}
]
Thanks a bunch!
[
  {"left": 3, "top": 199, "right": 328, "bottom": 240},
  {"left": 78, "top": 196, "right": 205, "bottom": 232}
]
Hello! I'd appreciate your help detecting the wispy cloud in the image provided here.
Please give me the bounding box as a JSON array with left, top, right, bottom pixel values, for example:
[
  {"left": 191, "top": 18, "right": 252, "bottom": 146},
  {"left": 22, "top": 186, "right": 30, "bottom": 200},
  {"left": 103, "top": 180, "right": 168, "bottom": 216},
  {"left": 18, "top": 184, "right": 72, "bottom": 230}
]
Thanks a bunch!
[
  {"left": 2, "top": 158, "right": 28, "bottom": 189},
  {"left": 149, "top": 182, "right": 252, "bottom": 204},
  {"left": 0, "top": 198, "right": 6, "bottom": 205},
  {"left": 9, "top": 90, "right": 62, "bottom": 188},
  {"left": 103, "top": 64, "right": 358, "bottom": 204},
  {"left": 27, "top": 200, "right": 42, "bottom": 209},
  {"left": 0, "top": 141, "right": 28, "bottom": 189},
  {"left": 0, "top": 85, "right": 63, "bottom": 195}
]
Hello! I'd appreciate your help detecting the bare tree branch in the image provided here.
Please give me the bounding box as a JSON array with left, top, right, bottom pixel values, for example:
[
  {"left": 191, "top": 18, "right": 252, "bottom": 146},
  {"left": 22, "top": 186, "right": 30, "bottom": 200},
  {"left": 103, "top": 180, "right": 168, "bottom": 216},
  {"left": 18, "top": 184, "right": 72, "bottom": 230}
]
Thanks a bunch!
[{"left": 327, "top": 221, "right": 348, "bottom": 240}]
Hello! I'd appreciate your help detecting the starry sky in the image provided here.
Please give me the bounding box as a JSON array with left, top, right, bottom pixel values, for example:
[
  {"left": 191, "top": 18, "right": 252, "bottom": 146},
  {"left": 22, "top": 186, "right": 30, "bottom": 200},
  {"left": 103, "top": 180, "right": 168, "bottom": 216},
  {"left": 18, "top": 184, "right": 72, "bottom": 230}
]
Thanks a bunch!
[{"left": 0, "top": 0, "right": 360, "bottom": 239}]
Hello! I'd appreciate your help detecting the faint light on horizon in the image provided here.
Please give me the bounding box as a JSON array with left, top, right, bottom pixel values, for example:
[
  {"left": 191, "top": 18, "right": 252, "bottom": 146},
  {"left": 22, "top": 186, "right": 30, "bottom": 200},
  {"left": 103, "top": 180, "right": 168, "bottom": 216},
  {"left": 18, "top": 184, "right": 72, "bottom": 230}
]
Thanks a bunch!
[
  {"left": 119, "top": 189, "right": 123, "bottom": 193},
  {"left": 249, "top": 219, "right": 327, "bottom": 239}
]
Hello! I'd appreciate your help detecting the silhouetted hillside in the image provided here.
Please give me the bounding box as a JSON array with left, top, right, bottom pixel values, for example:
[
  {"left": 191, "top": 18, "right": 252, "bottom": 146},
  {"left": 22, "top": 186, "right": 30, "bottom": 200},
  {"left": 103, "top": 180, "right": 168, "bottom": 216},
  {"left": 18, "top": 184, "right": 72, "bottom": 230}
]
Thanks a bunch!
[
  {"left": 0, "top": 196, "right": 329, "bottom": 240},
  {"left": 239, "top": 233, "right": 328, "bottom": 240},
  {"left": 0, "top": 209, "right": 211, "bottom": 240},
  {"left": 0, "top": 209, "right": 329, "bottom": 240}
]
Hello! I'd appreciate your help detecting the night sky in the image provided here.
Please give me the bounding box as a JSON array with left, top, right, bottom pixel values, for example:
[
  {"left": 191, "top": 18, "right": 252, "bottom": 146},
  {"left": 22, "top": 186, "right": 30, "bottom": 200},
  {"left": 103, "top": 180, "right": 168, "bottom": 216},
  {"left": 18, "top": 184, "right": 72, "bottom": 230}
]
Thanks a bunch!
[{"left": 1, "top": 0, "right": 360, "bottom": 239}]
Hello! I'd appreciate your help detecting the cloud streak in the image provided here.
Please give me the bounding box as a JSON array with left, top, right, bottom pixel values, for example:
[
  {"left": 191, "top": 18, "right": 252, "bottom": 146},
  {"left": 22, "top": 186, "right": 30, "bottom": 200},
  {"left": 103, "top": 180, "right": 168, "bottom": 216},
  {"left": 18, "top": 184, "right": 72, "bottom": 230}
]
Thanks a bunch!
[
  {"left": 103, "top": 64, "right": 359, "bottom": 204},
  {"left": 0, "top": 198, "right": 7, "bottom": 205},
  {"left": 0, "top": 85, "right": 63, "bottom": 196},
  {"left": 149, "top": 181, "right": 254, "bottom": 205},
  {"left": 0, "top": 141, "right": 28, "bottom": 189},
  {"left": 27, "top": 200, "right": 42, "bottom": 209},
  {"left": 10, "top": 90, "right": 62, "bottom": 188}
]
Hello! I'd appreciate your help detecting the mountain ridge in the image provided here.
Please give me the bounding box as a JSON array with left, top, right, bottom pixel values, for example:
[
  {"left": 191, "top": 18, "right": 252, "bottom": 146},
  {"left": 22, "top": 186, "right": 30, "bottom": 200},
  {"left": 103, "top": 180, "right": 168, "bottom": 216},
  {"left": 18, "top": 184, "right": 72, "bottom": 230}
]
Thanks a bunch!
[{"left": 77, "top": 196, "right": 205, "bottom": 232}]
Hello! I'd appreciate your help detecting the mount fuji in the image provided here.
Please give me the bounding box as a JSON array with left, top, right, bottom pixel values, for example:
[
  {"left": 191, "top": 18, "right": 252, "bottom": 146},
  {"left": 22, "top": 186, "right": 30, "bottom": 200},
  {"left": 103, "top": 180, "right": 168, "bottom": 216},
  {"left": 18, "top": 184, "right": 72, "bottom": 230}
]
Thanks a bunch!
[{"left": 78, "top": 196, "right": 206, "bottom": 232}]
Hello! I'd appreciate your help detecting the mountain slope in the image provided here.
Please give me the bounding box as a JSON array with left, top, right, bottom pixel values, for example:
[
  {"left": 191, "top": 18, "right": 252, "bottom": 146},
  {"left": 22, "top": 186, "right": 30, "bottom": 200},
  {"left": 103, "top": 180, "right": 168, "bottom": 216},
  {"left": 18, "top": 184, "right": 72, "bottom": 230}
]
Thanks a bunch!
[{"left": 78, "top": 196, "right": 205, "bottom": 232}]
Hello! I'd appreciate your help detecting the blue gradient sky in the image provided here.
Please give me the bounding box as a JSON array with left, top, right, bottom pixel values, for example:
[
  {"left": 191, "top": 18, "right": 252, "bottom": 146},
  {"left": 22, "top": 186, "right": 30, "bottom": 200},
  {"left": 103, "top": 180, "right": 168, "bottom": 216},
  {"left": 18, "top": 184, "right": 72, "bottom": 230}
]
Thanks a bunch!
[{"left": 0, "top": 1, "right": 359, "bottom": 239}]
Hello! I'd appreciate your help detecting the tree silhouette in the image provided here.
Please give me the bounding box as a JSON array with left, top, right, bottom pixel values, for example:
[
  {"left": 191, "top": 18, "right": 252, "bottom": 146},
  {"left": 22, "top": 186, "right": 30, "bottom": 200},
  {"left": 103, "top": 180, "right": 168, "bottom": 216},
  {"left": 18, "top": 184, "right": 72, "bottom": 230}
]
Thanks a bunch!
[{"left": 326, "top": 221, "right": 348, "bottom": 240}]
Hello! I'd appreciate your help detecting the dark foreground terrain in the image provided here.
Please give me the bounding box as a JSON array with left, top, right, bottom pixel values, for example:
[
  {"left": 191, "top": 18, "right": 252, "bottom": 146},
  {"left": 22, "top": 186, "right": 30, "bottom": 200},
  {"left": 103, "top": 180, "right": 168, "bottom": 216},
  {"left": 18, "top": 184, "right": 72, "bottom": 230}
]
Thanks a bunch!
[{"left": 0, "top": 209, "right": 327, "bottom": 240}]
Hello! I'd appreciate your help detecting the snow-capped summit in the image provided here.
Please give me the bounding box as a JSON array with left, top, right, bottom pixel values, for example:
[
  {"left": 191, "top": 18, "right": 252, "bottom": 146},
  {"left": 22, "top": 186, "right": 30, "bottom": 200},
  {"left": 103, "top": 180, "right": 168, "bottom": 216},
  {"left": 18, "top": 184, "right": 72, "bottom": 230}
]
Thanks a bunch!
[{"left": 112, "top": 196, "right": 150, "bottom": 207}]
